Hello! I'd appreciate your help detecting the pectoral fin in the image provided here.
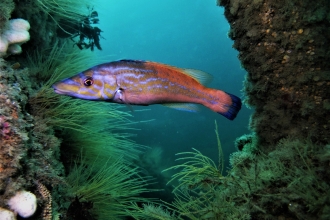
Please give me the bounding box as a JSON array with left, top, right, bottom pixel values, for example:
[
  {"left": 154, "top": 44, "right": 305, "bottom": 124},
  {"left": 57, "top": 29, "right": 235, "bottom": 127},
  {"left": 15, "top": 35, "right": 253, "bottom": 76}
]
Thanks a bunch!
[{"left": 114, "top": 88, "right": 134, "bottom": 112}]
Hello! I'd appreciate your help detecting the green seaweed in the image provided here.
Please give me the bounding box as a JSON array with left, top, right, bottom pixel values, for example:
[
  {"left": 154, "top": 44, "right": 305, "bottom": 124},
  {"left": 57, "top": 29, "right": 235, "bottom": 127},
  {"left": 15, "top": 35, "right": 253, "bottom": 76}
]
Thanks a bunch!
[
  {"left": 64, "top": 155, "right": 153, "bottom": 219},
  {"left": 27, "top": 41, "right": 116, "bottom": 132},
  {"left": 24, "top": 40, "right": 150, "bottom": 218},
  {"left": 35, "top": 0, "right": 96, "bottom": 35},
  {"left": 153, "top": 130, "right": 330, "bottom": 219},
  {"left": 128, "top": 203, "right": 177, "bottom": 220}
]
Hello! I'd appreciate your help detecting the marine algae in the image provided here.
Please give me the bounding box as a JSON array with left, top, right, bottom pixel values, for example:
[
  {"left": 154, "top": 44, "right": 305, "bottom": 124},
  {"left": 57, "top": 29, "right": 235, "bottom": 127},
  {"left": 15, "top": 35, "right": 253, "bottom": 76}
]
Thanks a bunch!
[{"left": 64, "top": 156, "right": 153, "bottom": 219}]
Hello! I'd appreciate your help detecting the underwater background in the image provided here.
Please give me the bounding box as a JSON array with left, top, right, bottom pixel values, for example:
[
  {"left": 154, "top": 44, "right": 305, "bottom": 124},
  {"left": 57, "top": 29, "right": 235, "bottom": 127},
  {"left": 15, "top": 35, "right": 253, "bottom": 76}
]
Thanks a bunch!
[{"left": 1, "top": 0, "right": 330, "bottom": 219}]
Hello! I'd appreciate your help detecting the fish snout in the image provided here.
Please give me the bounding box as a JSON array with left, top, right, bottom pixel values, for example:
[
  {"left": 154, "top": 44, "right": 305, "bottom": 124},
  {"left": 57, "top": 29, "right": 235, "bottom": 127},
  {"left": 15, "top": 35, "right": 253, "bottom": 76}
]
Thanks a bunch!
[
  {"left": 52, "top": 78, "right": 81, "bottom": 97},
  {"left": 52, "top": 83, "right": 68, "bottom": 95},
  {"left": 52, "top": 77, "right": 107, "bottom": 100}
]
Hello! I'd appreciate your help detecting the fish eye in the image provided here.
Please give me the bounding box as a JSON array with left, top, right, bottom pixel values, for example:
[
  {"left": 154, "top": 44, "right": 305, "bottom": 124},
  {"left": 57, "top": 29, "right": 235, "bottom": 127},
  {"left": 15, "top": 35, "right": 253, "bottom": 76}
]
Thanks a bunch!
[{"left": 84, "top": 77, "right": 94, "bottom": 86}]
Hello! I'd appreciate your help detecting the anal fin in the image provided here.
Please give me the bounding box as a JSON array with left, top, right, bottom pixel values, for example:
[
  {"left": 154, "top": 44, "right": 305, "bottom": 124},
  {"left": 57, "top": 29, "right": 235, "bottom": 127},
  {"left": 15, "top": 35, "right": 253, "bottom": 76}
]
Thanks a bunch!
[{"left": 162, "top": 103, "right": 200, "bottom": 112}]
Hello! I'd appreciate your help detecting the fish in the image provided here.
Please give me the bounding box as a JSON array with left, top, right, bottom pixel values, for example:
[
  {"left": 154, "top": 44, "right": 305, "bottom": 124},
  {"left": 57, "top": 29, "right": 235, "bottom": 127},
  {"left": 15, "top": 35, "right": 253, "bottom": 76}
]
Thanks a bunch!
[{"left": 52, "top": 59, "right": 241, "bottom": 120}]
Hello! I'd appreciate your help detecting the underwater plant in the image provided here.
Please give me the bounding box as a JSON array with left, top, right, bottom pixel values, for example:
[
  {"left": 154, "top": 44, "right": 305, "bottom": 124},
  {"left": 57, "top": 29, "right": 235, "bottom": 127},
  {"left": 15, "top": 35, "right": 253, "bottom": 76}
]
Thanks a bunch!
[
  {"left": 134, "top": 125, "right": 330, "bottom": 219},
  {"left": 160, "top": 121, "right": 251, "bottom": 220},
  {"left": 9, "top": 0, "right": 100, "bottom": 54},
  {"left": 165, "top": 147, "right": 224, "bottom": 192},
  {"left": 128, "top": 203, "right": 177, "bottom": 220},
  {"left": 59, "top": 116, "right": 145, "bottom": 165},
  {"left": 22, "top": 40, "right": 149, "bottom": 218},
  {"left": 64, "top": 155, "right": 154, "bottom": 219},
  {"left": 1, "top": 1, "right": 151, "bottom": 219},
  {"left": 26, "top": 40, "right": 146, "bottom": 163},
  {"left": 35, "top": 0, "right": 97, "bottom": 32},
  {"left": 27, "top": 41, "right": 123, "bottom": 132},
  {"left": 128, "top": 121, "right": 250, "bottom": 220},
  {"left": 164, "top": 121, "right": 224, "bottom": 191}
]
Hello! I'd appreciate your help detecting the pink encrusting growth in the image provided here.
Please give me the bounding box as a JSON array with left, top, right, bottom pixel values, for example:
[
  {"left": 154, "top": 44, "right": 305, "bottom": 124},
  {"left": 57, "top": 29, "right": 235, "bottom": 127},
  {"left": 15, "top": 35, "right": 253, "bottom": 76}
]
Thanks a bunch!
[
  {"left": 52, "top": 60, "right": 242, "bottom": 120},
  {"left": 0, "top": 116, "right": 11, "bottom": 140}
]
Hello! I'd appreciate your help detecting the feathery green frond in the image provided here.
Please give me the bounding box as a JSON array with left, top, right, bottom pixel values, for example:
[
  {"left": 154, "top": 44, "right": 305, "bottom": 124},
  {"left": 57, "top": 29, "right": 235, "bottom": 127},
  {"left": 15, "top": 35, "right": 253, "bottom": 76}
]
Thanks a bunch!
[
  {"left": 66, "top": 156, "right": 154, "bottom": 219},
  {"left": 163, "top": 148, "right": 224, "bottom": 192},
  {"left": 26, "top": 40, "right": 97, "bottom": 85},
  {"left": 161, "top": 120, "right": 240, "bottom": 219},
  {"left": 215, "top": 120, "right": 224, "bottom": 174},
  {"left": 36, "top": 0, "right": 97, "bottom": 36},
  {"left": 127, "top": 203, "right": 178, "bottom": 220},
  {"left": 61, "top": 118, "right": 145, "bottom": 163},
  {"left": 164, "top": 121, "right": 224, "bottom": 192},
  {"left": 27, "top": 41, "right": 128, "bottom": 133}
]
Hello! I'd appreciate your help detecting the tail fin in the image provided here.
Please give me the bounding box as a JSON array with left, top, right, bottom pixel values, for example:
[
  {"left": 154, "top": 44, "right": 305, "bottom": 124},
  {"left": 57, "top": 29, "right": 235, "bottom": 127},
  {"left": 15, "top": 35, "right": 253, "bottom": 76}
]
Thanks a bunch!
[
  {"left": 218, "top": 93, "right": 242, "bottom": 120},
  {"left": 204, "top": 90, "right": 242, "bottom": 120}
]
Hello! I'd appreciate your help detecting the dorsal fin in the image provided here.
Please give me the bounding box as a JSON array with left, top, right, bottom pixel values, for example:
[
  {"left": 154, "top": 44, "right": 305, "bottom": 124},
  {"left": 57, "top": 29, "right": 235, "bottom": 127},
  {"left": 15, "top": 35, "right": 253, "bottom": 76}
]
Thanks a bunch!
[
  {"left": 118, "top": 59, "right": 146, "bottom": 64},
  {"left": 182, "top": 68, "right": 213, "bottom": 86}
]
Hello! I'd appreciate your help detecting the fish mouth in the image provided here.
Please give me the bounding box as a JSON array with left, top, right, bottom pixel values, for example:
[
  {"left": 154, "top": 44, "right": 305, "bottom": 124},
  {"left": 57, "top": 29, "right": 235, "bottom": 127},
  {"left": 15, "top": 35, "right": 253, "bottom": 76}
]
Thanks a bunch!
[
  {"left": 53, "top": 88, "right": 67, "bottom": 95},
  {"left": 52, "top": 84, "right": 69, "bottom": 95}
]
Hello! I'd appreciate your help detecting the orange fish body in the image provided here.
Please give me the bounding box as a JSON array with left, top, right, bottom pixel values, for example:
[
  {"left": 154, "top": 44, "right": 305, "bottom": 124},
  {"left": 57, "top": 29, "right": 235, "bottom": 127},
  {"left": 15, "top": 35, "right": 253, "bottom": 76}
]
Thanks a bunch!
[{"left": 52, "top": 60, "right": 241, "bottom": 120}]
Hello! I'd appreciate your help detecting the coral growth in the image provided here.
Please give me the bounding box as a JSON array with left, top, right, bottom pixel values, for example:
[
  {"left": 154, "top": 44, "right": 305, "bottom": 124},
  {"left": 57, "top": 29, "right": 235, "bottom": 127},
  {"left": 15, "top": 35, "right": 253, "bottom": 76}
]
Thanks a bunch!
[
  {"left": 0, "top": 18, "right": 30, "bottom": 57},
  {"left": 0, "top": 207, "right": 15, "bottom": 220},
  {"left": 0, "top": 57, "right": 64, "bottom": 218},
  {"left": 0, "top": 59, "right": 31, "bottom": 202},
  {"left": 226, "top": 137, "right": 330, "bottom": 219},
  {"left": 220, "top": 0, "right": 330, "bottom": 149},
  {"left": 7, "top": 190, "right": 37, "bottom": 218}
]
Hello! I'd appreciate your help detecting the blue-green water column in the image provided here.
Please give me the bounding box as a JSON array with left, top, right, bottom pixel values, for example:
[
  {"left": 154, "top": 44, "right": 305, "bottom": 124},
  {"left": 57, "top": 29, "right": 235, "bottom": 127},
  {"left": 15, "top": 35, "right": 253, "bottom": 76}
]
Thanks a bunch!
[{"left": 218, "top": 0, "right": 330, "bottom": 150}]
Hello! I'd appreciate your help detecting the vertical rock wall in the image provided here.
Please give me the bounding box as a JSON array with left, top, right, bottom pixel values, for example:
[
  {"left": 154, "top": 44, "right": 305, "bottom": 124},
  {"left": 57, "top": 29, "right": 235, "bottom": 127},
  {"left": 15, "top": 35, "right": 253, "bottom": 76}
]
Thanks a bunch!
[
  {"left": 0, "top": 59, "right": 64, "bottom": 210},
  {"left": 218, "top": 0, "right": 330, "bottom": 150}
]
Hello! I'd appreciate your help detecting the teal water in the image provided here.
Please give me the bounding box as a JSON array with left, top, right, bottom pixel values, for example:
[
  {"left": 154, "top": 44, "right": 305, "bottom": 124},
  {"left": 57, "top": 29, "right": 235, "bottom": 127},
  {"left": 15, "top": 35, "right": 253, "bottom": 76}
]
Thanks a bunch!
[{"left": 94, "top": 0, "right": 252, "bottom": 170}]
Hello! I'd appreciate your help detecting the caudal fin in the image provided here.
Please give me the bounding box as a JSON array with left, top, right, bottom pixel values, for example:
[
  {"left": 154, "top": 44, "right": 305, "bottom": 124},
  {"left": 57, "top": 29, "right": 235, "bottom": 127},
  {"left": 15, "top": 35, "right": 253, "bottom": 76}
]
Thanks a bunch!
[
  {"left": 218, "top": 93, "right": 242, "bottom": 120},
  {"left": 204, "top": 90, "right": 242, "bottom": 120}
]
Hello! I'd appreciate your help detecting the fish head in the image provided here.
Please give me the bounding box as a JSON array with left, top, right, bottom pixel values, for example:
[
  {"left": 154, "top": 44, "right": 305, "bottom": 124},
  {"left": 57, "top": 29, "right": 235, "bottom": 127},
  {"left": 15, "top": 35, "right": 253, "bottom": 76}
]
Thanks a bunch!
[{"left": 52, "top": 68, "right": 118, "bottom": 100}]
